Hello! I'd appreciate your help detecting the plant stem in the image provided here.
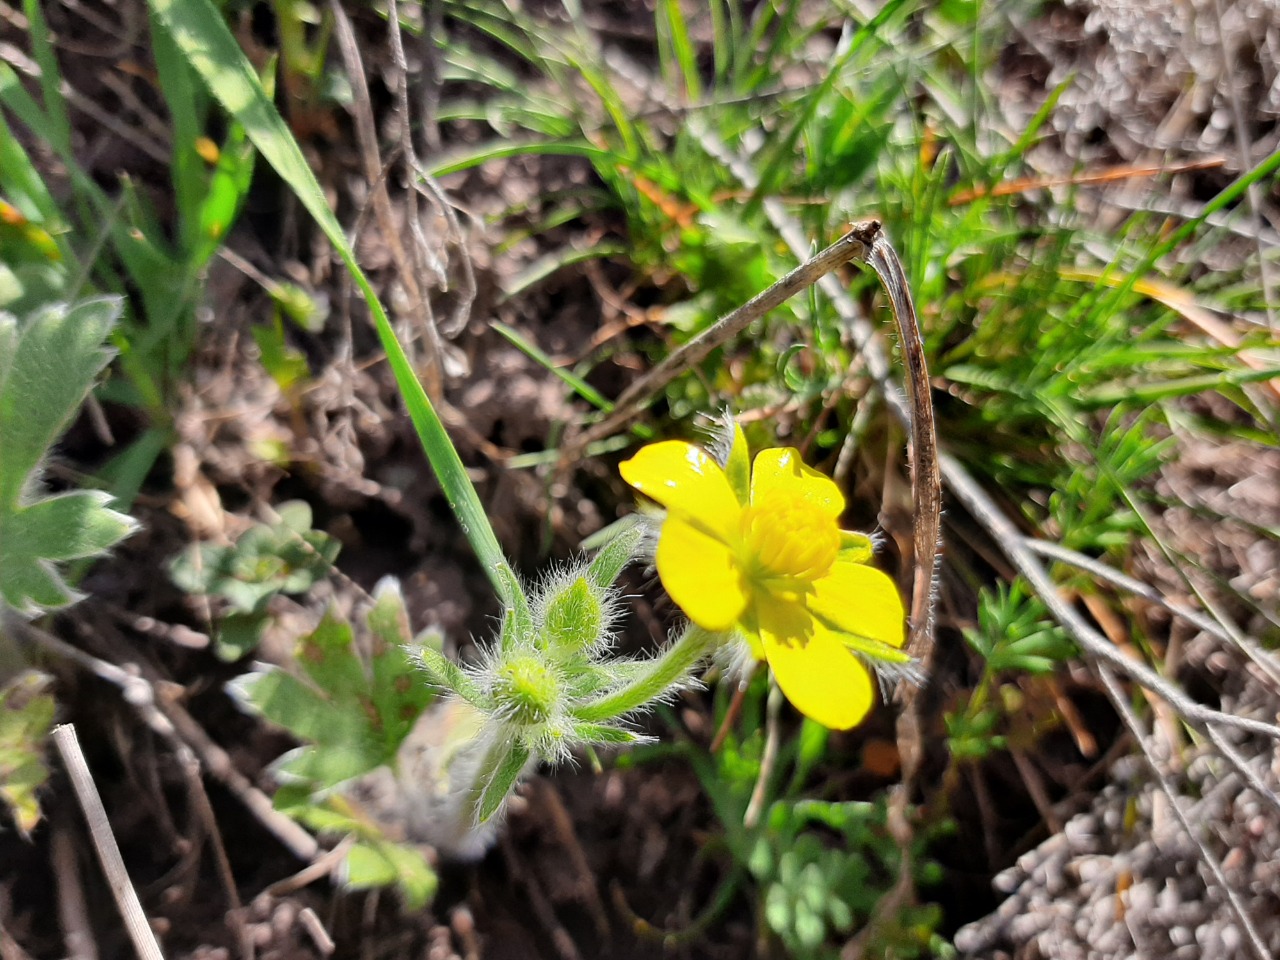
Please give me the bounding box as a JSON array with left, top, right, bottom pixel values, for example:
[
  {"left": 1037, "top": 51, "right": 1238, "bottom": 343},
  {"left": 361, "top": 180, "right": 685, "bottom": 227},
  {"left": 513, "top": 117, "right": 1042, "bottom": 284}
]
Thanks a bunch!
[{"left": 571, "top": 625, "right": 714, "bottom": 723}]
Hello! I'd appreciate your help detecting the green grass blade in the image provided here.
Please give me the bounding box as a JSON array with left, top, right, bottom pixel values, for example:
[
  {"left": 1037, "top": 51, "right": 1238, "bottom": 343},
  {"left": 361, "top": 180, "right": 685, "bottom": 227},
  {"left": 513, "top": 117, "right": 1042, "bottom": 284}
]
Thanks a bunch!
[
  {"left": 146, "top": 0, "right": 521, "bottom": 608},
  {"left": 1079, "top": 366, "right": 1280, "bottom": 408},
  {"left": 0, "top": 111, "right": 62, "bottom": 229},
  {"left": 21, "top": 0, "right": 71, "bottom": 155},
  {"left": 1148, "top": 145, "right": 1280, "bottom": 265},
  {"left": 748, "top": 0, "right": 908, "bottom": 207},
  {"left": 430, "top": 139, "right": 614, "bottom": 178},
  {"left": 149, "top": 6, "right": 208, "bottom": 252},
  {"left": 490, "top": 321, "right": 613, "bottom": 412},
  {"left": 657, "top": 0, "right": 702, "bottom": 101},
  {"left": 0, "top": 63, "right": 55, "bottom": 147}
]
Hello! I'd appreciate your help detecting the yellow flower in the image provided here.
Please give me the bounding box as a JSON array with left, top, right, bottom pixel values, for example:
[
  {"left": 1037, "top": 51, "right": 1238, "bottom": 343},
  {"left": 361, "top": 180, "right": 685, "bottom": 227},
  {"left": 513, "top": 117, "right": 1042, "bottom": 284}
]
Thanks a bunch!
[{"left": 620, "top": 423, "right": 908, "bottom": 730}]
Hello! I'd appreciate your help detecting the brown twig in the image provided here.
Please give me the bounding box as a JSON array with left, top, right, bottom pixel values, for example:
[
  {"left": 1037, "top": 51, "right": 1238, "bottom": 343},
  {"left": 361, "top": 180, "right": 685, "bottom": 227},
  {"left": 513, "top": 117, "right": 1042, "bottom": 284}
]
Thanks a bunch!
[
  {"left": 863, "top": 237, "right": 941, "bottom": 671},
  {"left": 499, "top": 833, "right": 581, "bottom": 960},
  {"left": 414, "top": 0, "right": 444, "bottom": 153},
  {"left": 52, "top": 724, "right": 165, "bottom": 960},
  {"left": 743, "top": 681, "right": 783, "bottom": 829},
  {"left": 709, "top": 662, "right": 758, "bottom": 753},
  {"left": 946, "top": 157, "right": 1226, "bottom": 206},
  {"left": 1009, "top": 746, "right": 1064, "bottom": 836},
  {"left": 563, "top": 220, "right": 884, "bottom": 458},
  {"left": 51, "top": 816, "right": 97, "bottom": 960},
  {"left": 330, "top": 0, "right": 442, "bottom": 398},
  {"left": 13, "top": 617, "right": 320, "bottom": 863},
  {"left": 154, "top": 686, "right": 321, "bottom": 862},
  {"left": 174, "top": 746, "right": 251, "bottom": 960},
  {"left": 608, "top": 863, "right": 743, "bottom": 948},
  {"left": 297, "top": 907, "right": 336, "bottom": 956},
  {"left": 531, "top": 780, "right": 610, "bottom": 939},
  {"left": 263, "top": 836, "right": 355, "bottom": 898}
]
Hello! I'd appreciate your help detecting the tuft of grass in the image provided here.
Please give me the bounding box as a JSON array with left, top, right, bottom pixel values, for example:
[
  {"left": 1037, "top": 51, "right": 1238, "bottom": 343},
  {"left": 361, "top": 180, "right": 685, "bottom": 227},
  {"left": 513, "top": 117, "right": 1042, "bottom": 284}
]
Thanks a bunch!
[{"left": 1, "top": 5, "right": 257, "bottom": 502}]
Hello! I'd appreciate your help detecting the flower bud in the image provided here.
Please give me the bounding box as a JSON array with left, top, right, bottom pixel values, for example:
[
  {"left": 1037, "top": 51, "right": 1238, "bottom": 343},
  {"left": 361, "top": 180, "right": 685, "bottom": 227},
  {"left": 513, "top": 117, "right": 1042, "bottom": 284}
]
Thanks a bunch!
[
  {"left": 491, "top": 653, "right": 559, "bottom": 725},
  {"left": 542, "top": 576, "right": 604, "bottom": 652}
]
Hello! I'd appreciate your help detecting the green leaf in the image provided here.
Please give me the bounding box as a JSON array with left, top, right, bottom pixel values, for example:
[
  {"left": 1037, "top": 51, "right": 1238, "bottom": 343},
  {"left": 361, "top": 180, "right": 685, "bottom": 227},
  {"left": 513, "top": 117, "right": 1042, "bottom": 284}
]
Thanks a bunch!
[
  {"left": 21, "top": 0, "right": 72, "bottom": 156},
  {"left": 193, "top": 123, "right": 256, "bottom": 268},
  {"left": 0, "top": 299, "right": 119, "bottom": 503},
  {"left": 274, "top": 789, "right": 438, "bottom": 907},
  {"left": 1, "top": 491, "right": 137, "bottom": 611},
  {"left": 274, "top": 738, "right": 379, "bottom": 787},
  {"left": 231, "top": 668, "right": 371, "bottom": 764},
  {"left": 296, "top": 611, "right": 367, "bottom": 701},
  {"left": 584, "top": 517, "right": 644, "bottom": 591},
  {"left": 725, "top": 420, "right": 751, "bottom": 505},
  {"left": 837, "top": 531, "right": 875, "bottom": 565},
  {"left": 414, "top": 644, "right": 485, "bottom": 707},
  {"left": 0, "top": 110, "right": 66, "bottom": 233},
  {"left": 0, "top": 670, "right": 55, "bottom": 836},
  {"left": 149, "top": 3, "right": 208, "bottom": 247},
  {"left": 566, "top": 720, "right": 647, "bottom": 746},
  {"left": 230, "top": 595, "right": 437, "bottom": 790},
  {"left": 541, "top": 576, "right": 603, "bottom": 651},
  {"left": 252, "top": 314, "right": 309, "bottom": 391},
  {"left": 0, "top": 299, "right": 137, "bottom": 613},
  {"left": 271, "top": 281, "right": 327, "bottom": 333},
  {"left": 366, "top": 580, "right": 437, "bottom": 752},
  {"left": 213, "top": 611, "right": 267, "bottom": 661},
  {"left": 343, "top": 840, "right": 438, "bottom": 908},
  {"left": 470, "top": 737, "right": 531, "bottom": 824},
  {"left": 168, "top": 501, "right": 338, "bottom": 649}
]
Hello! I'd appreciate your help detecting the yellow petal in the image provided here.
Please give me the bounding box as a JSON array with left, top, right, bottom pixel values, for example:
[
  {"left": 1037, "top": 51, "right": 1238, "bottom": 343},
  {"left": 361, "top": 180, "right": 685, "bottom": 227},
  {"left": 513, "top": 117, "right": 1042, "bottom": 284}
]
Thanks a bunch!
[
  {"left": 656, "top": 514, "right": 749, "bottom": 632},
  {"left": 620, "top": 441, "right": 741, "bottom": 540},
  {"left": 750, "top": 448, "right": 844, "bottom": 517},
  {"left": 808, "top": 560, "right": 907, "bottom": 655},
  {"left": 750, "top": 584, "right": 815, "bottom": 644},
  {"left": 761, "top": 615, "right": 874, "bottom": 730}
]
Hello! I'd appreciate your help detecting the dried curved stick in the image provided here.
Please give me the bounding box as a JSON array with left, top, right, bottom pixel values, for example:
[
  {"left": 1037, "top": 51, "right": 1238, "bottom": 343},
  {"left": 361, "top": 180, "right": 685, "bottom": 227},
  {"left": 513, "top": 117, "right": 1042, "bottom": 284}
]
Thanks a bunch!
[
  {"left": 564, "top": 219, "right": 885, "bottom": 455},
  {"left": 863, "top": 234, "right": 942, "bottom": 674}
]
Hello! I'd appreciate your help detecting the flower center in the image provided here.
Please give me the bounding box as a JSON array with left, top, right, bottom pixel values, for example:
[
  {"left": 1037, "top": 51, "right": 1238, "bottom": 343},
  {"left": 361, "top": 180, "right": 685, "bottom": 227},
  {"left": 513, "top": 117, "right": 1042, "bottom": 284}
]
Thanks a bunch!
[{"left": 738, "top": 491, "right": 839, "bottom": 584}]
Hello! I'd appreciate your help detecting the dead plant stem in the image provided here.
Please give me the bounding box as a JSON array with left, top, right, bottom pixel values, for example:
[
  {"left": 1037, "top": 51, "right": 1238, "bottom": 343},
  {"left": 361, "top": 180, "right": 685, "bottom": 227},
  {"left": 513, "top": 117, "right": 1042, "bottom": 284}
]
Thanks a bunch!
[
  {"left": 52, "top": 724, "right": 165, "bottom": 960},
  {"left": 51, "top": 817, "right": 97, "bottom": 960},
  {"left": 568, "top": 220, "right": 883, "bottom": 453}
]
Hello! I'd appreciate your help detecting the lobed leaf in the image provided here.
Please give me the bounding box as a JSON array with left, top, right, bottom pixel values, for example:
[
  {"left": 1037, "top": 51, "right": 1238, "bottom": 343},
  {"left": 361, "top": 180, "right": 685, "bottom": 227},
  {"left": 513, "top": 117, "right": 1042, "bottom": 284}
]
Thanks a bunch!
[
  {"left": 366, "top": 580, "right": 437, "bottom": 752},
  {"left": 0, "top": 299, "right": 136, "bottom": 614}
]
